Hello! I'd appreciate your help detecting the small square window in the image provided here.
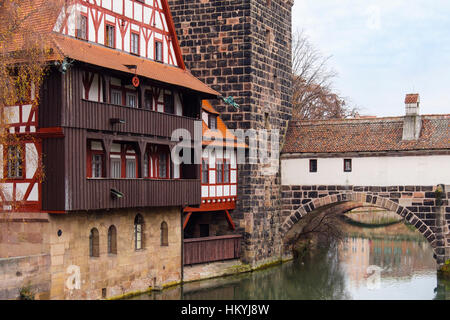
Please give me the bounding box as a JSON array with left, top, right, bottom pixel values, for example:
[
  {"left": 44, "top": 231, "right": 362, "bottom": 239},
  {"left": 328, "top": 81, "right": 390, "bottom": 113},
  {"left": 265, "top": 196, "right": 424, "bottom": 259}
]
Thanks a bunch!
[
  {"left": 309, "top": 159, "right": 317, "bottom": 173},
  {"left": 344, "top": 159, "right": 352, "bottom": 172}
]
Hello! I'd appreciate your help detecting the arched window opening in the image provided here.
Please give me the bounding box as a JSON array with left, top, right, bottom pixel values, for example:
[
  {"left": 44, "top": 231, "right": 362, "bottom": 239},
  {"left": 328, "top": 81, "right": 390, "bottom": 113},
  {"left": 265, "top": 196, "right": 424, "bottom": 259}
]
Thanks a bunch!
[
  {"left": 108, "top": 225, "right": 117, "bottom": 254},
  {"left": 161, "top": 221, "right": 168, "bottom": 246},
  {"left": 134, "top": 214, "right": 144, "bottom": 250},
  {"left": 89, "top": 228, "right": 100, "bottom": 257}
]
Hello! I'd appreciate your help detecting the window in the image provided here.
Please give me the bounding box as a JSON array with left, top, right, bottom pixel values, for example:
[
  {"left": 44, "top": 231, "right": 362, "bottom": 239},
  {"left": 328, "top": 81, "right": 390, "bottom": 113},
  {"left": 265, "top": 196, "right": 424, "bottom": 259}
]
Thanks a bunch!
[
  {"left": 108, "top": 225, "right": 117, "bottom": 254},
  {"left": 110, "top": 157, "right": 121, "bottom": 178},
  {"left": 344, "top": 159, "right": 352, "bottom": 172},
  {"left": 92, "top": 154, "right": 103, "bottom": 178},
  {"left": 131, "top": 32, "right": 139, "bottom": 55},
  {"left": 143, "top": 153, "right": 149, "bottom": 177},
  {"left": 155, "top": 40, "right": 162, "bottom": 62},
  {"left": 309, "top": 159, "right": 317, "bottom": 173},
  {"left": 126, "top": 92, "right": 137, "bottom": 108},
  {"left": 264, "top": 112, "right": 270, "bottom": 129},
  {"left": 223, "top": 161, "right": 230, "bottom": 183},
  {"left": 164, "top": 93, "right": 174, "bottom": 114},
  {"left": 105, "top": 24, "right": 115, "bottom": 48},
  {"left": 89, "top": 228, "right": 100, "bottom": 257},
  {"left": 126, "top": 158, "right": 136, "bottom": 178},
  {"left": 201, "top": 159, "right": 208, "bottom": 184},
  {"left": 209, "top": 114, "right": 217, "bottom": 130},
  {"left": 134, "top": 214, "right": 144, "bottom": 250},
  {"left": 160, "top": 221, "right": 168, "bottom": 246},
  {"left": 159, "top": 153, "right": 167, "bottom": 178},
  {"left": 144, "top": 90, "right": 153, "bottom": 110},
  {"left": 76, "top": 14, "right": 87, "bottom": 40},
  {"left": 216, "top": 160, "right": 223, "bottom": 184},
  {"left": 6, "top": 145, "right": 23, "bottom": 179},
  {"left": 111, "top": 89, "right": 122, "bottom": 105}
]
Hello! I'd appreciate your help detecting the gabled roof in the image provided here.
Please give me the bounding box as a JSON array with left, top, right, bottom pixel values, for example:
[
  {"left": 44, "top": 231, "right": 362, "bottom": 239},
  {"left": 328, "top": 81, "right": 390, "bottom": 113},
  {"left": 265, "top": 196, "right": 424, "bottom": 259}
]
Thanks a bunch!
[
  {"left": 202, "top": 100, "right": 247, "bottom": 148},
  {"left": 51, "top": 34, "right": 218, "bottom": 96},
  {"left": 282, "top": 114, "right": 450, "bottom": 154},
  {"left": 3, "top": 0, "right": 218, "bottom": 97}
]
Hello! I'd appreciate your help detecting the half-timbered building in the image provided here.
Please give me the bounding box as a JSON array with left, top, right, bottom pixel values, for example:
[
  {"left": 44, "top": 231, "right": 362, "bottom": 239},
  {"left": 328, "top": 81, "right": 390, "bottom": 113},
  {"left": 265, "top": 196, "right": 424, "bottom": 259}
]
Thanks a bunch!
[
  {"left": 182, "top": 101, "right": 246, "bottom": 266},
  {"left": 0, "top": 0, "right": 218, "bottom": 300}
]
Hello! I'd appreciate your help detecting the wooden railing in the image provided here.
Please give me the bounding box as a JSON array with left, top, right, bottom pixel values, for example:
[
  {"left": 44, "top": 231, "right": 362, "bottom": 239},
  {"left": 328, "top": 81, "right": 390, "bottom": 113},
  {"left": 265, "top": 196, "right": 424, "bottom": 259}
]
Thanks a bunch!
[
  {"left": 65, "top": 178, "right": 201, "bottom": 211},
  {"left": 67, "top": 99, "right": 196, "bottom": 138},
  {"left": 183, "top": 234, "right": 242, "bottom": 266}
]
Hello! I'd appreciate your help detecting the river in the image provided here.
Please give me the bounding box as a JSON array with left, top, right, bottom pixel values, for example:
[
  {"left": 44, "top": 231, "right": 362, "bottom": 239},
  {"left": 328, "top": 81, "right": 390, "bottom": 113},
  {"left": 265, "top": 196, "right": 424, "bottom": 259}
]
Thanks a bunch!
[{"left": 130, "top": 213, "right": 450, "bottom": 300}]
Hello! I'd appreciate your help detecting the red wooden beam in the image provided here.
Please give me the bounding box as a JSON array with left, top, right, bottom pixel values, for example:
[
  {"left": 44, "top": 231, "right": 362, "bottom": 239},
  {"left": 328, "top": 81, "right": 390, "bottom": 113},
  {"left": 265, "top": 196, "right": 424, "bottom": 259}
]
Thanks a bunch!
[
  {"left": 183, "top": 211, "right": 192, "bottom": 230},
  {"left": 224, "top": 210, "right": 235, "bottom": 230}
]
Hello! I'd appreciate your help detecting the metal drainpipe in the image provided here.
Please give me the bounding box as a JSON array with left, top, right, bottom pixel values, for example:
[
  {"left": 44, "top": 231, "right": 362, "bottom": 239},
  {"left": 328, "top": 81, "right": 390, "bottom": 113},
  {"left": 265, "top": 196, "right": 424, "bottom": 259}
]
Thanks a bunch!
[{"left": 181, "top": 207, "right": 184, "bottom": 283}]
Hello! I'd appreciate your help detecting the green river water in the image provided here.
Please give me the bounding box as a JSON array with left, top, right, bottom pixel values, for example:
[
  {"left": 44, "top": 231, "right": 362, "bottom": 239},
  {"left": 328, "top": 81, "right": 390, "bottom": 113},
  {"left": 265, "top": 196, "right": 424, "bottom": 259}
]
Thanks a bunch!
[{"left": 131, "top": 215, "right": 450, "bottom": 300}]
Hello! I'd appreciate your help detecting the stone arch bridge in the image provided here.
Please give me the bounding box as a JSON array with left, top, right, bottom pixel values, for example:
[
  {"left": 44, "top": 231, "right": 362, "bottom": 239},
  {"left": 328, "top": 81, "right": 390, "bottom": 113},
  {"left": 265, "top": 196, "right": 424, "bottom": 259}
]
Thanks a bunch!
[{"left": 280, "top": 185, "right": 450, "bottom": 267}]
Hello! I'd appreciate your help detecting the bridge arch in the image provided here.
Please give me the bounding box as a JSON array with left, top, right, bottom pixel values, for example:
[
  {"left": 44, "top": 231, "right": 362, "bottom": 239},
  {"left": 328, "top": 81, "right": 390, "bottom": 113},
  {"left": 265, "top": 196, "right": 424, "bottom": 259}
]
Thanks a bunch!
[{"left": 279, "top": 191, "right": 440, "bottom": 259}]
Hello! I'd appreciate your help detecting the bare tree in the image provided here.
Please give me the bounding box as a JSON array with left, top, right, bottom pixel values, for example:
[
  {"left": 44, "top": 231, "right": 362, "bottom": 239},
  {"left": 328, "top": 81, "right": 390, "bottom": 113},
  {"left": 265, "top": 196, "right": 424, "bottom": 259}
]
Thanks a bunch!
[
  {"left": 291, "top": 29, "right": 358, "bottom": 120},
  {"left": 0, "top": 0, "right": 63, "bottom": 211}
]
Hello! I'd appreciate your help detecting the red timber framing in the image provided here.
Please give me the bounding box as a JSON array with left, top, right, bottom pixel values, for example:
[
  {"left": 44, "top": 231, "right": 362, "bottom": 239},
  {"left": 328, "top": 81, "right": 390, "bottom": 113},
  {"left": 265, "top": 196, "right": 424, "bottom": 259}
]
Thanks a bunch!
[
  {"left": 0, "top": 139, "right": 42, "bottom": 212},
  {"left": 57, "top": 0, "right": 185, "bottom": 68},
  {"left": 1, "top": 79, "right": 64, "bottom": 212}
]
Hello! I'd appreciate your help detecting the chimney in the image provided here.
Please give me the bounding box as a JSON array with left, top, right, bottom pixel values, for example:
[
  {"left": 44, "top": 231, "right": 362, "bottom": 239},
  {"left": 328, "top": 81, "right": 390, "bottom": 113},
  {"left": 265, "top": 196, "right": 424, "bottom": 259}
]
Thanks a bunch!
[{"left": 402, "top": 93, "right": 422, "bottom": 140}]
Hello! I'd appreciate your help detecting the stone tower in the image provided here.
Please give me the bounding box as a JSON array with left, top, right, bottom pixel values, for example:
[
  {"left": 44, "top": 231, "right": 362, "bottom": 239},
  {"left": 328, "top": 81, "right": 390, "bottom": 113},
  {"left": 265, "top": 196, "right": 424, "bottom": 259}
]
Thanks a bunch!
[{"left": 169, "top": 0, "right": 294, "bottom": 266}]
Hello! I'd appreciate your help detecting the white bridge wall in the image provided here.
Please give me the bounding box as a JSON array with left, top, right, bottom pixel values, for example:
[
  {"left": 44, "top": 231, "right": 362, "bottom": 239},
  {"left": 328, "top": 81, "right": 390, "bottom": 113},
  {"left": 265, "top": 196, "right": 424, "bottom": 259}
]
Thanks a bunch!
[{"left": 281, "top": 155, "right": 450, "bottom": 186}]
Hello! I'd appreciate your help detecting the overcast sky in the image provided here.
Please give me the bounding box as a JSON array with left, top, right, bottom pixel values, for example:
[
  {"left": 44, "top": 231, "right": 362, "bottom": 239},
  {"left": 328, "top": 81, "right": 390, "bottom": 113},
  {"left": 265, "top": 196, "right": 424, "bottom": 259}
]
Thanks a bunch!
[{"left": 292, "top": 1, "right": 450, "bottom": 116}]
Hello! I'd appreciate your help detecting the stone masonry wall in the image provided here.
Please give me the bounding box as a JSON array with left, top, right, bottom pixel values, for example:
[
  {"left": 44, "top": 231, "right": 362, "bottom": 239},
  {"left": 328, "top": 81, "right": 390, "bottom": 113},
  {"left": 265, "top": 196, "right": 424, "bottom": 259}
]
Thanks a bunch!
[
  {"left": 0, "top": 207, "right": 182, "bottom": 300},
  {"left": 280, "top": 185, "right": 450, "bottom": 266},
  {"left": 169, "top": 0, "right": 294, "bottom": 266}
]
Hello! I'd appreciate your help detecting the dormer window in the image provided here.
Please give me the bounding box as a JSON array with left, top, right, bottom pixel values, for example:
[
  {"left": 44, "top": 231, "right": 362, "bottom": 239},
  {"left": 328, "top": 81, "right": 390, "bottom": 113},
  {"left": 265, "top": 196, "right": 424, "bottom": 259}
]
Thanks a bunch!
[{"left": 209, "top": 114, "right": 217, "bottom": 130}]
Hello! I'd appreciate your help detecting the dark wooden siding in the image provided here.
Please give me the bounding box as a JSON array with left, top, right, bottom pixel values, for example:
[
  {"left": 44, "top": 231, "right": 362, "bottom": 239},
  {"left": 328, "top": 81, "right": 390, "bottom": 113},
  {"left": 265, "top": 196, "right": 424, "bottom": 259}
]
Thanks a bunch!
[
  {"left": 39, "top": 67, "right": 203, "bottom": 212},
  {"left": 61, "top": 67, "right": 196, "bottom": 138},
  {"left": 41, "top": 128, "right": 201, "bottom": 211},
  {"left": 39, "top": 70, "right": 62, "bottom": 128},
  {"left": 183, "top": 235, "right": 242, "bottom": 265},
  {"left": 41, "top": 137, "right": 65, "bottom": 211}
]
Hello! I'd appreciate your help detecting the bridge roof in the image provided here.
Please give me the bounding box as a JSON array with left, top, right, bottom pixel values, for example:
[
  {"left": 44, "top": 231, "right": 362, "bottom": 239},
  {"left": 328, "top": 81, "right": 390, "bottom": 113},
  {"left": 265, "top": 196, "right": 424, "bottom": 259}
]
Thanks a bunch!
[{"left": 282, "top": 114, "right": 450, "bottom": 154}]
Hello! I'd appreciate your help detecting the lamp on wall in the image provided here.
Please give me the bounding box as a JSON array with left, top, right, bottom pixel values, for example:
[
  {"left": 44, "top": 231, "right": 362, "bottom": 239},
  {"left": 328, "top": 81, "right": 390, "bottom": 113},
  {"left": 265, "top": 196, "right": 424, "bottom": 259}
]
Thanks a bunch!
[
  {"left": 110, "top": 189, "right": 124, "bottom": 199},
  {"left": 110, "top": 118, "right": 126, "bottom": 125}
]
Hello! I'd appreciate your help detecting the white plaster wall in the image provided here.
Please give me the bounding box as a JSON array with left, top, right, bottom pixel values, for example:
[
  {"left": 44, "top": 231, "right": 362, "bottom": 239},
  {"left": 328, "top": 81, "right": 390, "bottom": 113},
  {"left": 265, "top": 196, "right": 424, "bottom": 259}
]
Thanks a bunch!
[
  {"left": 281, "top": 155, "right": 450, "bottom": 186},
  {"left": 56, "top": 1, "right": 178, "bottom": 66}
]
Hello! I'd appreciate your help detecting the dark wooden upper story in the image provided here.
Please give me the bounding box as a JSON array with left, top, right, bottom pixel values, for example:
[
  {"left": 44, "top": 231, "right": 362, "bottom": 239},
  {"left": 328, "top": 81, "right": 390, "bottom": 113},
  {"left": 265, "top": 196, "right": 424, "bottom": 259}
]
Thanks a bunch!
[{"left": 38, "top": 64, "right": 212, "bottom": 213}]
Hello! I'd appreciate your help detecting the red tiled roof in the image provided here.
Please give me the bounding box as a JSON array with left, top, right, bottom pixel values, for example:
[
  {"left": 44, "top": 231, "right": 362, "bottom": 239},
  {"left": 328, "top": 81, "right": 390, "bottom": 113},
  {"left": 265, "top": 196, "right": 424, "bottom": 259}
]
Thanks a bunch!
[
  {"left": 51, "top": 34, "right": 218, "bottom": 96},
  {"left": 3, "top": 0, "right": 218, "bottom": 97},
  {"left": 282, "top": 115, "right": 450, "bottom": 154},
  {"left": 405, "top": 93, "right": 420, "bottom": 104},
  {"left": 202, "top": 100, "right": 247, "bottom": 148}
]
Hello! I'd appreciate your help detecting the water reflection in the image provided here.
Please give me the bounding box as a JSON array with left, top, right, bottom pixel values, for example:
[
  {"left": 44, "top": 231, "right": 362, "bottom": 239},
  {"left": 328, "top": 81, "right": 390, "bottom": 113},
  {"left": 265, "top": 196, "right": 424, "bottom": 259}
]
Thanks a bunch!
[{"left": 131, "top": 221, "right": 449, "bottom": 300}]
